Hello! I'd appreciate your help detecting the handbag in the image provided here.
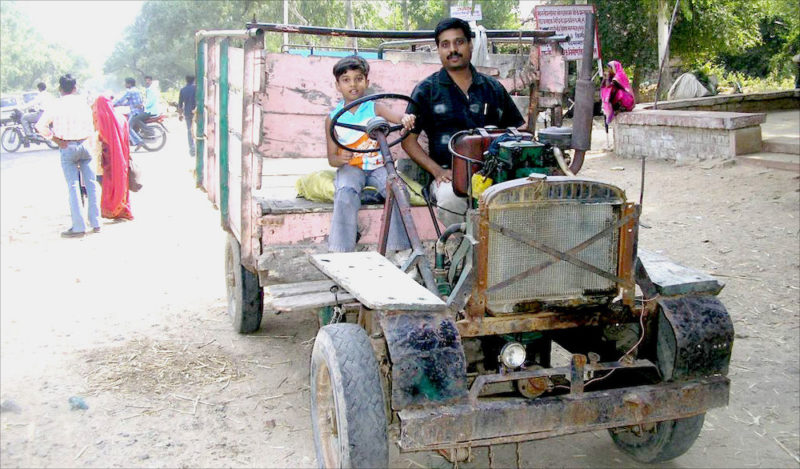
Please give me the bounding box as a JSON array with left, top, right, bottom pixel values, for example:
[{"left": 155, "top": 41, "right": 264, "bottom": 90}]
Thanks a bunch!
[{"left": 128, "top": 156, "right": 143, "bottom": 192}]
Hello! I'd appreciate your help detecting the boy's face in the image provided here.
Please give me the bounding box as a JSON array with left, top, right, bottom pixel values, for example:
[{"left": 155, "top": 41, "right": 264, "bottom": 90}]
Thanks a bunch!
[{"left": 335, "top": 69, "right": 369, "bottom": 102}]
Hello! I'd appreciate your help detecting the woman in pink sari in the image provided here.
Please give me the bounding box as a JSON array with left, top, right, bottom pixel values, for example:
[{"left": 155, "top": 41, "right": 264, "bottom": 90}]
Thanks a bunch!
[
  {"left": 600, "top": 61, "right": 635, "bottom": 130},
  {"left": 92, "top": 96, "right": 133, "bottom": 220}
]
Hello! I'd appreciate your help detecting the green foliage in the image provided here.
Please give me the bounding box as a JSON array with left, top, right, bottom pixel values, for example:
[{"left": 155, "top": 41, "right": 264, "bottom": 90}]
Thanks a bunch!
[
  {"left": 104, "top": 1, "right": 281, "bottom": 91},
  {"left": 0, "top": 2, "right": 89, "bottom": 93}
]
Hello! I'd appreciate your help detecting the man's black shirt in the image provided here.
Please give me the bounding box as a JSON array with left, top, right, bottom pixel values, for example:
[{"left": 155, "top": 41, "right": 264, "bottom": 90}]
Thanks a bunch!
[
  {"left": 178, "top": 83, "right": 196, "bottom": 117},
  {"left": 407, "top": 65, "right": 525, "bottom": 168}
]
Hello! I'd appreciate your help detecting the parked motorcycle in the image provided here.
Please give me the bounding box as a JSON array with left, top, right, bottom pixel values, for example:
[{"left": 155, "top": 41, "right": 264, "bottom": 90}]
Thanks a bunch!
[{"left": 0, "top": 109, "right": 59, "bottom": 152}]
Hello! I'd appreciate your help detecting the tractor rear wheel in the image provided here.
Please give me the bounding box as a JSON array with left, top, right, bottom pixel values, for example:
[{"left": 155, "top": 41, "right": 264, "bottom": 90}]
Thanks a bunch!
[
  {"left": 311, "top": 323, "right": 388, "bottom": 468},
  {"left": 224, "top": 233, "right": 263, "bottom": 333}
]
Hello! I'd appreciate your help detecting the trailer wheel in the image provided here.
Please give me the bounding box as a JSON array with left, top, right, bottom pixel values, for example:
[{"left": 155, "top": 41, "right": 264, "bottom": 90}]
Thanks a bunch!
[
  {"left": 225, "top": 233, "right": 263, "bottom": 333},
  {"left": 609, "top": 413, "right": 705, "bottom": 463},
  {"left": 311, "top": 323, "right": 388, "bottom": 468}
]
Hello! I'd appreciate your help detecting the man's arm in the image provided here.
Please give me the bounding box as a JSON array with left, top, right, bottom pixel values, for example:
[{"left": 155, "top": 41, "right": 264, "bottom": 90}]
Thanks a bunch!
[
  {"left": 401, "top": 133, "right": 452, "bottom": 184},
  {"left": 112, "top": 91, "right": 127, "bottom": 107},
  {"left": 35, "top": 109, "right": 53, "bottom": 138}
]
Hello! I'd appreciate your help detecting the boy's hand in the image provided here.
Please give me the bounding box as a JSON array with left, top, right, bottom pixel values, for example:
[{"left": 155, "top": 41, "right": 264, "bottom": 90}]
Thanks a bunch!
[
  {"left": 401, "top": 113, "right": 416, "bottom": 131},
  {"left": 332, "top": 147, "right": 354, "bottom": 166}
]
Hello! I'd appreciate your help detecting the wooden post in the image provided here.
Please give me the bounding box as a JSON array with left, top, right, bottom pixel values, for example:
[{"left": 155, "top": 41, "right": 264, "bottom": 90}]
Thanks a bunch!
[
  {"left": 240, "top": 30, "right": 265, "bottom": 272},
  {"left": 219, "top": 39, "right": 230, "bottom": 231}
]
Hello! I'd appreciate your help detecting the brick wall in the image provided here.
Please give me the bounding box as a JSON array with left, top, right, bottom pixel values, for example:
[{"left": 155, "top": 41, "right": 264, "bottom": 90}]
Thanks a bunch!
[{"left": 613, "top": 123, "right": 761, "bottom": 165}]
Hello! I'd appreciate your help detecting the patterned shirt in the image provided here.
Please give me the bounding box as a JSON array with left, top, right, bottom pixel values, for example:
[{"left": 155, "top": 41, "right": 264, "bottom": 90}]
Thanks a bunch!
[
  {"left": 329, "top": 100, "right": 383, "bottom": 170},
  {"left": 36, "top": 93, "right": 94, "bottom": 140},
  {"left": 406, "top": 65, "right": 525, "bottom": 168},
  {"left": 113, "top": 88, "right": 144, "bottom": 114}
]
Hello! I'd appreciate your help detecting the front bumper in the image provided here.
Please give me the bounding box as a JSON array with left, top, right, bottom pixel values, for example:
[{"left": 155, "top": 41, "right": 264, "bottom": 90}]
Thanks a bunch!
[{"left": 399, "top": 375, "right": 729, "bottom": 451}]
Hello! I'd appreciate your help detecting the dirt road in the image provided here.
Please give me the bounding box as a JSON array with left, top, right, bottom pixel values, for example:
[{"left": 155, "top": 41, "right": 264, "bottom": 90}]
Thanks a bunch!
[{"left": 1, "top": 120, "right": 798, "bottom": 468}]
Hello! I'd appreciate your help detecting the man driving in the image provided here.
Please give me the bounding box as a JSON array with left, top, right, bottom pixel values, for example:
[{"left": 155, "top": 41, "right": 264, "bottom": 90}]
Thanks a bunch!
[{"left": 402, "top": 17, "right": 525, "bottom": 228}]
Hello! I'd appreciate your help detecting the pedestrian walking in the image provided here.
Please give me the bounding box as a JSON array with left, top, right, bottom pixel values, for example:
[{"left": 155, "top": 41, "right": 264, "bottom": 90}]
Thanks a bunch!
[
  {"left": 178, "top": 75, "right": 197, "bottom": 157},
  {"left": 36, "top": 74, "right": 101, "bottom": 238}
]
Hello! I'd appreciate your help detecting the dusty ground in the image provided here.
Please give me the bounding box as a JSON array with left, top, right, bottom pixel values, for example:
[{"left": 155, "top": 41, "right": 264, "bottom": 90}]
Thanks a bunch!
[{"left": 1, "top": 118, "right": 798, "bottom": 468}]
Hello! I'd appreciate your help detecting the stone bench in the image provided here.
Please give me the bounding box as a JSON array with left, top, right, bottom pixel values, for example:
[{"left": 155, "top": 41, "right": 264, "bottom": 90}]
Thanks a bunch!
[{"left": 613, "top": 110, "right": 766, "bottom": 165}]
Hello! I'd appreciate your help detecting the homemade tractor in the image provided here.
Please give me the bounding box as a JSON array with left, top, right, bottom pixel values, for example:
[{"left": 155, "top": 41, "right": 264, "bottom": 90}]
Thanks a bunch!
[{"left": 309, "top": 85, "right": 732, "bottom": 469}]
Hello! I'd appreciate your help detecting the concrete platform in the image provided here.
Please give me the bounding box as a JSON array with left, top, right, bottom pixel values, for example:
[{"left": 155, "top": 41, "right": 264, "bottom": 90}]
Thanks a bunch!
[{"left": 738, "top": 109, "right": 800, "bottom": 172}]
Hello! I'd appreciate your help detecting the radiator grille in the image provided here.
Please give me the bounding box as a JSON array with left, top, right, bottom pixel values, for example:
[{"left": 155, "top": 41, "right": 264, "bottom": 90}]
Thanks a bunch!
[{"left": 486, "top": 201, "right": 620, "bottom": 310}]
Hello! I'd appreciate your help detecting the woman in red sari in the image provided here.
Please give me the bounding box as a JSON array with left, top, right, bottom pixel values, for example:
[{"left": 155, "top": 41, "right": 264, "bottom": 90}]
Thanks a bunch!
[{"left": 92, "top": 96, "right": 133, "bottom": 220}]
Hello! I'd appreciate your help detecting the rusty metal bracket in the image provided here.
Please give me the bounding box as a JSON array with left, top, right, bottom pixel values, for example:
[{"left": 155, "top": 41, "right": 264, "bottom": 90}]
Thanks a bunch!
[
  {"left": 399, "top": 375, "right": 729, "bottom": 451},
  {"left": 656, "top": 296, "right": 734, "bottom": 380},
  {"left": 468, "top": 359, "right": 655, "bottom": 403}
]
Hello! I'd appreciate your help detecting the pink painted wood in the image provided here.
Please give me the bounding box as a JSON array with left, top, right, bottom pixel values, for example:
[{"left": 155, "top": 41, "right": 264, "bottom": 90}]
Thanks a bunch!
[
  {"left": 258, "top": 54, "right": 443, "bottom": 159},
  {"left": 260, "top": 206, "right": 441, "bottom": 246}
]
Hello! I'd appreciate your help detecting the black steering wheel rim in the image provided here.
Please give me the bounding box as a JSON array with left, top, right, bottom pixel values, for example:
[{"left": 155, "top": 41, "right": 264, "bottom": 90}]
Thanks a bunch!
[{"left": 329, "top": 93, "right": 419, "bottom": 154}]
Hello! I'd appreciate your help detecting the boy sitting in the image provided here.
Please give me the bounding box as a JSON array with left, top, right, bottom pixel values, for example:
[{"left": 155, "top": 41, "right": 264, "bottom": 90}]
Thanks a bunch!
[{"left": 324, "top": 55, "right": 415, "bottom": 253}]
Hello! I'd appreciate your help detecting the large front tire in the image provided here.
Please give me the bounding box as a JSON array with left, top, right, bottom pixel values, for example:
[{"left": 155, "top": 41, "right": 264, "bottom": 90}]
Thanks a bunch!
[
  {"left": 311, "top": 323, "right": 388, "bottom": 468},
  {"left": 1, "top": 127, "right": 22, "bottom": 153},
  {"left": 225, "top": 233, "right": 263, "bottom": 333},
  {"left": 609, "top": 414, "right": 705, "bottom": 463}
]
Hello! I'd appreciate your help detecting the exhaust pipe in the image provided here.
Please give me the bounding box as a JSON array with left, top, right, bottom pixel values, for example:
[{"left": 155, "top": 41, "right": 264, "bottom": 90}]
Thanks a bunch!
[{"left": 570, "top": 12, "right": 596, "bottom": 163}]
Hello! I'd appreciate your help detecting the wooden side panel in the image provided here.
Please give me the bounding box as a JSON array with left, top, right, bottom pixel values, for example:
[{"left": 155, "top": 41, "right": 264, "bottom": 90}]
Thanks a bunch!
[
  {"left": 260, "top": 206, "right": 441, "bottom": 246},
  {"left": 227, "top": 47, "right": 244, "bottom": 239},
  {"left": 258, "top": 54, "right": 443, "bottom": 159}
]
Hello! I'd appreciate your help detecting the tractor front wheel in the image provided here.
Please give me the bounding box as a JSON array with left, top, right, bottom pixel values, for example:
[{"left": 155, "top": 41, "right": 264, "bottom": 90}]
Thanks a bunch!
[
  {"left": 311, "top": 323, "right": 388, "bottom": 468},
  {"left": 609, "top": 414, "right": 705, "bottom": 463}
]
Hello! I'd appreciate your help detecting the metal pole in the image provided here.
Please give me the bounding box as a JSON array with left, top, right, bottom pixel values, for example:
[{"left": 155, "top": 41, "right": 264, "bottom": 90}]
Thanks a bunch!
[
  {"left": 246, "top": 22, "right": 556, "bottom": 40},
  {"left": 570, "top": 12, "right": 596, "bottom": 152}
]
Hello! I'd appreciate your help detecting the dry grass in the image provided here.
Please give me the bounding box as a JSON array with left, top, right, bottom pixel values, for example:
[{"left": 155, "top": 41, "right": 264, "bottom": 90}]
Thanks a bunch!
[{"left": 81, "top": 337, "right": 245, "bottom": 395}]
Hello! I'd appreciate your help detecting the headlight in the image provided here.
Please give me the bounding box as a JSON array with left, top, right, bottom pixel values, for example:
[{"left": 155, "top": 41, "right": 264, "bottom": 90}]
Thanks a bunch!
[{"left": 500, "top": 342, "right": 526, "bottom": 369}]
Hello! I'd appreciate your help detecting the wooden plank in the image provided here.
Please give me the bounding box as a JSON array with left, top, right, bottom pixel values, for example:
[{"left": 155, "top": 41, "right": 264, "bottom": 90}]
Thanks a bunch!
[
  {"left": 266, "top": 280, "right": 338, "bottom": 298},
  {"left": 311, "top": 252, "right": 446, "bottom": 311},
  {"left": 637, "top": 249, "right": 723, "bottom": 297},
  {"left": 269, "top": 291, "right": 355, "bottom": 312}
]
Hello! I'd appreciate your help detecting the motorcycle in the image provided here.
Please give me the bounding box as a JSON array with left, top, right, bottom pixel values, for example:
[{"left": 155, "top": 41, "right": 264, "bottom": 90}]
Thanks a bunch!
[
  {"left": 117, "top": 106, "right": 168, "bottom": 152},
  {"left": 0, "top": 109, "right": 59, "bottom": 153},
  {"left": 134, "top": 113, "right": 168, "bottom": 152}
]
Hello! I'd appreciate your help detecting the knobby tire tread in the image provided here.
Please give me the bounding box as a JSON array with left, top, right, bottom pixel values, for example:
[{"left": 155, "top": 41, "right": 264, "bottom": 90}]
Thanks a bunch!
[{"left": 313, "top": 324, "right": 388, "bottom": 468}]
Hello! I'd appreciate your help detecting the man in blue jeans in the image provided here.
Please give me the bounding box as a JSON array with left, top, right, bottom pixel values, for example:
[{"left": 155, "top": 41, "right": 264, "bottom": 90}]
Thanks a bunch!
[
  {"left": 178, "top": 75, "right": 197, "bottom": 157},
  {"left": 36, "top": 74, "right": 101, "bottom": 238}
]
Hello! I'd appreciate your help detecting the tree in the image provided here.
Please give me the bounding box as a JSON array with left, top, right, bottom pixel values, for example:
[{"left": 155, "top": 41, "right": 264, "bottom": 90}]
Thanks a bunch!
[{"left": 0, "top": 2, "right": 89, "bottom": 93}]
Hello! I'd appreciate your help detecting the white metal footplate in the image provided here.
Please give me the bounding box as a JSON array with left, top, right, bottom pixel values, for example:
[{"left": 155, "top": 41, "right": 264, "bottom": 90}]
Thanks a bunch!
[{"left": 311, "top": 251, "right": 446, "bottom": 312}]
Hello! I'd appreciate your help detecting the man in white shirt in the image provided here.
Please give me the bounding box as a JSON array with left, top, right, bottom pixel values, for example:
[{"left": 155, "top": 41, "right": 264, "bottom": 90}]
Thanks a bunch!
[
  {"left": 21, "top": 82, "right": 51, "bottom": 137},
  {"left": 36, "top": 74, "right": 101, "bottom": 238}
]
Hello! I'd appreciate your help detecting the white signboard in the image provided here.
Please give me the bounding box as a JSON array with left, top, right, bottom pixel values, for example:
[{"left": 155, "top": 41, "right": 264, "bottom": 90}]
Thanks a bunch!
[
  {"left": 534, "top": 5, "right": 601, "bottom": 61},
  {"left": 450, "top": 5, "right": 482, "bottom": 22}
]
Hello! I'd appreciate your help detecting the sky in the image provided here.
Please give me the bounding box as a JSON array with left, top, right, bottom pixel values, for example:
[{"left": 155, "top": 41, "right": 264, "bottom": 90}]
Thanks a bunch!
[{"left": 15, "top": 0, "right": 144, "bottom": 72}]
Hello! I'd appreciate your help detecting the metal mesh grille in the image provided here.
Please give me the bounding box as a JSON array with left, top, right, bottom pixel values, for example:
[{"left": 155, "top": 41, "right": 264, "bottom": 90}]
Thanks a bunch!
[{"left": 486, "top": 202, "right": 619, "bottom": 308}]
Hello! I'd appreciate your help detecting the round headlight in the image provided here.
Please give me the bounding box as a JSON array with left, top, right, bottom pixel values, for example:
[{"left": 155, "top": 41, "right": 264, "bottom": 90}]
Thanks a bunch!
[{"left": 500, "top": 342, "right": 526, "bottom": 369}]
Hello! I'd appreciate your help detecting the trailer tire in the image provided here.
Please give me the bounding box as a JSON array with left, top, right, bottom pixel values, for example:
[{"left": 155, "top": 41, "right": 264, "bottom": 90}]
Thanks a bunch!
[
  {"left": 609, "top": 413, "right": 705, "bottom": 463},
  {"left": 225, "top": 233, "right": 263, "bottom": 333},
  {"left": 311, "top": 323, "right": 388, "bottom": 468}
]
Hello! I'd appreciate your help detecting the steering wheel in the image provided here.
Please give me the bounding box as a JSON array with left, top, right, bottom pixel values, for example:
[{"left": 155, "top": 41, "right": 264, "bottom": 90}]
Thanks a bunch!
[{"left": 329, "top": 93, "right": 418, "bottom": 154}]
